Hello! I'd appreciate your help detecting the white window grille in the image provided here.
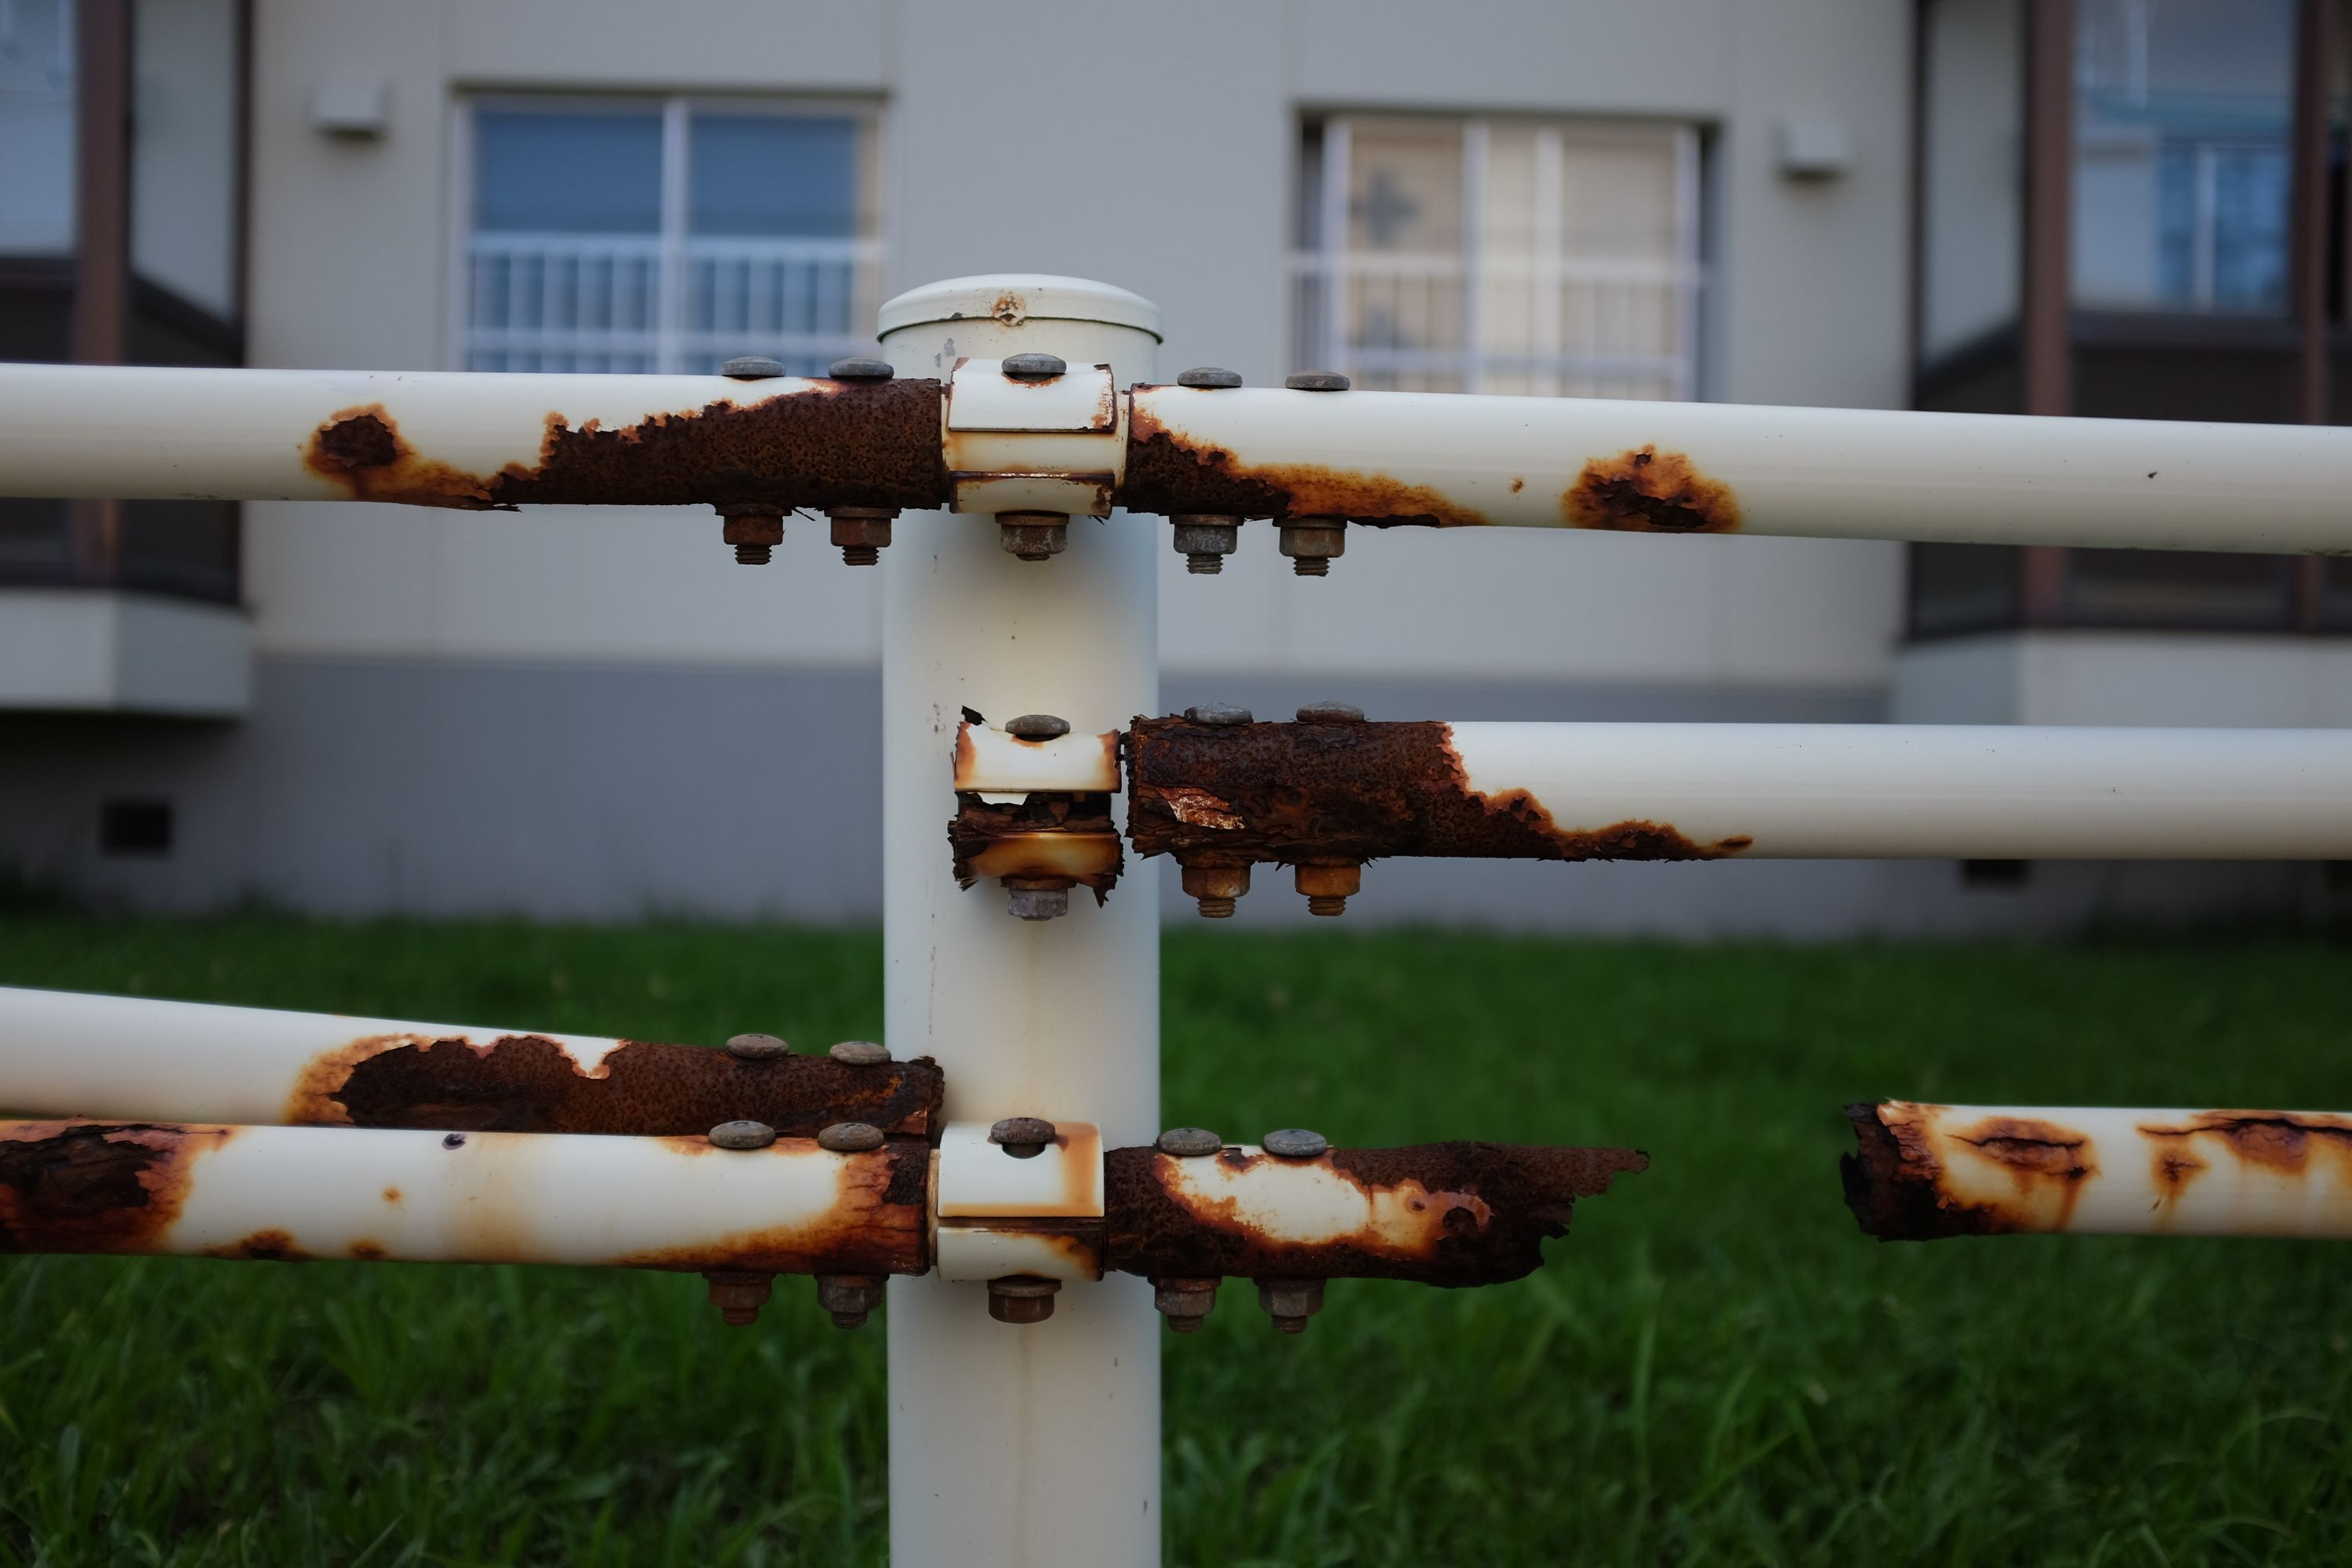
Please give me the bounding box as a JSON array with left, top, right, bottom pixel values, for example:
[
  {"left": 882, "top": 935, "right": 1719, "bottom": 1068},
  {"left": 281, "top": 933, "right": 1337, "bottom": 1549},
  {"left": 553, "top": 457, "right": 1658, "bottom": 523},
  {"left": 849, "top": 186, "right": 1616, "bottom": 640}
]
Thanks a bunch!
[
  {"left": 1294, "top": 115, "right": 1704, "bottom": 398},
  {"left": 456, "top": 97, "right": 882, "bottom": 375}
]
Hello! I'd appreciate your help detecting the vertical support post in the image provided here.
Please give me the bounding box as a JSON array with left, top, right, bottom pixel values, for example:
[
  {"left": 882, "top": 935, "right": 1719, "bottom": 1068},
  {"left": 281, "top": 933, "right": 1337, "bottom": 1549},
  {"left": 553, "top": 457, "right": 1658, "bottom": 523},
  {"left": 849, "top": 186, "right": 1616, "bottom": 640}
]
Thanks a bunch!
[
  {"left": 880, "top": 277, "right": 1163, "bottom": 1567},
  {"left": 2020, "top": 0, "right": 2076, "bottom": 625},
  {"left": 71, "top": 0, "right": 130, "bottom": 584}
]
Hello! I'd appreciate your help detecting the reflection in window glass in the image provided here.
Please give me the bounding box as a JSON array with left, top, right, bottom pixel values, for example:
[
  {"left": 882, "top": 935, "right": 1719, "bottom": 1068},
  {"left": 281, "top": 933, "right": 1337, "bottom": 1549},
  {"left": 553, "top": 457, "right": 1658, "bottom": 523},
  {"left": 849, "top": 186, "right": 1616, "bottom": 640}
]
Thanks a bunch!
[
  {"left": 475, "top": 111, "right": 664, "bottom": 234},
  {"left": 0, "top": 0, "right": 77, "bottom": 255},
  {"left": 130, "top": 0, "right": 240, "bottom": 318},
  {"left": 1919, "top": 0, "right": 2024, "bottom": 360},
  {"left": 689, "top": 114, "right": 858, "bottom": 237},
  {"left": 2072, "top": 0, "right": 2296, "bottom": 314}
]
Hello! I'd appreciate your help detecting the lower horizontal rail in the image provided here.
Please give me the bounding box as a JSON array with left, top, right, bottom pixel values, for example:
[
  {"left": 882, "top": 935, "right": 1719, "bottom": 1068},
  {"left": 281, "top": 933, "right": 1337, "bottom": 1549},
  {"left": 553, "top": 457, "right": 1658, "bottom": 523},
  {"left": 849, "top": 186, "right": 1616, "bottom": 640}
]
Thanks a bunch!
[
  {"left": 1843, "top": 1102, "right": 2352, "bottom": 1240},
  {"left": 0, "top": 1119, "right": 931, "bottom": 1273}
]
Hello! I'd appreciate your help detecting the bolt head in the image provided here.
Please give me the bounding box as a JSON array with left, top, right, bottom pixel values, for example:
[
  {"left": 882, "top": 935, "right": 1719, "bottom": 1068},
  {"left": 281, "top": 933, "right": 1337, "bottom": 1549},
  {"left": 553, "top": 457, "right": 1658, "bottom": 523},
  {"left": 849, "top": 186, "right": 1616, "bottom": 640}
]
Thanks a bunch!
[
  {"left": 1005, "top": 713, "right": 1073, "bottom": 740},
  {"left": 829, "top": 510, "right": 894, "bottom": 554},
  {"left": 1285, "top": 371, "right": 1351, "bottom": 391},
  {"left": 708, "top": 1120, "right": 778, "bottom": 1151},
  {"left": 1171, "top": 519, "right": 1240, "bottom": 560},
  {"left": 829, "top": 1039, "right": 891, "bottom": 1066},
  {"left": 989, "top": 1116, "right": 1057, "bottom": 1156},
  {"left": 997, "top": 516, "right": 1069, "bottom": 561},
  {"left": 1177, "top": 367, "right": 1244, "bottom": 388},
  {"left": 1004, "top": 880, "right": 1071, "bottom": 920},
  {"left": 1156, "top": 1126, "right": 1223, "bottom": 1157},
  {"left": 704, "top": 1269, "right": 774, "bottom": 1326},
  {"left": 1184, "top": 703, "right": 1252, "bottom": 727},
  {"left": 724, "top": 1031, "right": 790, "bottom": 1061},
  {"left": 816, "top": 1273, "right": 887, "bottom": 1329},
  {"left": 817, "top": 1121, "right": 885, "bottom": 1153},
  {"left": 1295, "top": 701, "right": 1366, "bottom": 724},
  {"left": 1256, "top": 1277, "right": 1326, "bottom": 1330},
  {"left": 721, "top": 356, "right": 788, "bottom": 379},
  {"left": 1002, "top": 352, "right": 1068, "bottom": 380},
  {"left": 988, "top": 1275, "right": 1063, "bottom": 1324},
  {"left": 1278, "top": 522, "right": 1345, "bottom": 561},
  {"left": 829, "top": 357, "right": 894, "bottom": 380},
  {"left": 1155, "top": 1277, "right": 1220, "bottom": 1327},
  {"left": 1261, "top": 1127, "right": 1329, "bottom": 1160}
]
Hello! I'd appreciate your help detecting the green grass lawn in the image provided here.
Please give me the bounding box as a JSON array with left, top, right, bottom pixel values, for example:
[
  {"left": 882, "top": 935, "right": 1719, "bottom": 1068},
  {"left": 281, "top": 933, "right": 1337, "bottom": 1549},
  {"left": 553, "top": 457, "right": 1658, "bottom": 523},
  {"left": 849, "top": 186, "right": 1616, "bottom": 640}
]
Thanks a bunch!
[{"left": 1, "top": 916, "right": 2347, "bottom": 1566}]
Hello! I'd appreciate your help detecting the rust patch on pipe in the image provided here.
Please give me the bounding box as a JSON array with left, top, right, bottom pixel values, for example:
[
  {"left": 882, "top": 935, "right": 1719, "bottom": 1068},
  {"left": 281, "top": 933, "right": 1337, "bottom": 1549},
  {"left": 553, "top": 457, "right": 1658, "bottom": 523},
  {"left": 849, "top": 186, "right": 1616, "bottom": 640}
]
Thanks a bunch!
[
  {"left": 201, "top": 1229, "right": 311, "bottom": 1262},
  {"left": 286, "top": 1033, "right": 942, "bottom": 1138},
  {"left": 1563, "top": 446, "right": 1740, "bottom": 533},
  {"left": 303, "top": 379, "right": 947, "bottom": 512},
  {"left": 1102, "top": 1142, "right": 1644, "bottom": 1285},
  {"left": 0, "top": 1120, "right": 236, "bottom": 1254},
  {"left": 1125, "top": 716, "right": 1751, "bottom": 868},
  {"left": 949, "top": 793, "right": 1123, "bottom": 901},
  {"left": 1842, "top": 1103, "right": 2098, "bottom": 1239},
  {"left": 2136, "top": 1112, "right": 2352, "bottom": 1181},
  {"left": 611, "top": 1138, "right": 931, "bottom": 1277},
  {"left": 1122, "top": 401, "right": 1485, "bottom": 525}
]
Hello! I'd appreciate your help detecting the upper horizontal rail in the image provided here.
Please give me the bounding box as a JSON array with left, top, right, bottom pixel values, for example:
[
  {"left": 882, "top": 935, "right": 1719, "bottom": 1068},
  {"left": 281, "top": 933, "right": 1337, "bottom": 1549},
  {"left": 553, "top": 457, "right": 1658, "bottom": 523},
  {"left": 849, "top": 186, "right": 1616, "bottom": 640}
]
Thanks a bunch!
[{"left": 2, "top": 361, "right": 2348, "bottom": 554}]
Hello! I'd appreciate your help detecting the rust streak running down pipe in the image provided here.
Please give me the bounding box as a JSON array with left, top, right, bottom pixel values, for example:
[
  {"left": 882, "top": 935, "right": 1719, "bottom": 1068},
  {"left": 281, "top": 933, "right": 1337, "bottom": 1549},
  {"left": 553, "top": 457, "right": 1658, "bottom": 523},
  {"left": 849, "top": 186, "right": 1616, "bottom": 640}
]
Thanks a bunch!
[{"left": 1843, "top": 1102, "right": 2352, "bottom": 1240}]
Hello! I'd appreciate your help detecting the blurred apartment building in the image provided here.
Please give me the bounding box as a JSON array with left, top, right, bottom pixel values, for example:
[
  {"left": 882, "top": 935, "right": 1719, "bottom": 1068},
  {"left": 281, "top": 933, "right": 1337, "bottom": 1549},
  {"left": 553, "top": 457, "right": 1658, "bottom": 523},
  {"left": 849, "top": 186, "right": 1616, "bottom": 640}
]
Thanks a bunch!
[{"left": 1, "top": 0, "right": 2347, "bottom": 934}]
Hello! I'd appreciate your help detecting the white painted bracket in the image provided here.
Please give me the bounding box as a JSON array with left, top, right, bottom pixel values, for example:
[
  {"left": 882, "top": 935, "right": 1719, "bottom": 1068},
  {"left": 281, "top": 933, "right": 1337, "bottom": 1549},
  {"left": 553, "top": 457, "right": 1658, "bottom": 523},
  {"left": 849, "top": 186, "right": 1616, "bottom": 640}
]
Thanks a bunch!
[
  {"left": 933, "top": 1118, "right": 1105, "bottom": 1282},
  {"left": 942, "top": 358, "right": 1125, "bottom": 517}
]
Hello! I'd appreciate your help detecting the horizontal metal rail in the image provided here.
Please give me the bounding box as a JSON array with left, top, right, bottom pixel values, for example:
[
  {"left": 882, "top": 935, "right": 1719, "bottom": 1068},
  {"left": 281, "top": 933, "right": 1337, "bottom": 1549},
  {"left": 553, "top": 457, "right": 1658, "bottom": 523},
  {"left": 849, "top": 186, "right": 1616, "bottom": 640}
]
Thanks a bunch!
[
  {"left": 0, "top": 988, "right": 942, "bottom": 1135},
  {"left": 4, "top": 361, "right": 2350, "bottom": 555},
  {"left": 1843, "top": 1102, "right": 2352, "bottom": 1240}
]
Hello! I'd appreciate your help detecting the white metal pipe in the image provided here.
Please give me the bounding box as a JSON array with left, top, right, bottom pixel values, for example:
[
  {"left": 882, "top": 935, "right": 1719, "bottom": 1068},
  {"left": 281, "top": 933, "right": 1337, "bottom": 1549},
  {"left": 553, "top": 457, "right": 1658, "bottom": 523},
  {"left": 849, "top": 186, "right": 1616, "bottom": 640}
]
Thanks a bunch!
[
  {"left": 1123, "top": 383, "right": 2352, "bottom": 553},
  {"left": 1846, "top": 1102, "right": 2352, "bottom": 1238},
  {"left": 0, "top": 1120, "right": 927, "bottom": 1272},
  {"left": 1443, "top": 722, "right": 2352, "bottom": 859},
  {"left": 879, "top": 277, "right": 1163, "bottom": 1567}
]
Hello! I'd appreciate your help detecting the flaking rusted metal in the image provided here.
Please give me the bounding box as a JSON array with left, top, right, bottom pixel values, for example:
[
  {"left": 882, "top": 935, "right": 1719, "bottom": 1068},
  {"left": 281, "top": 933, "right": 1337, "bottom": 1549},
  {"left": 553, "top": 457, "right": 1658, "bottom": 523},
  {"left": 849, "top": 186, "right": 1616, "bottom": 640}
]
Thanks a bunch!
[
  {"left": 1125, "top": 715, "right": 1751, "bottom": 869},
  {"left": 1122, "top": 397, "right": 1485, "bottom": 525},
  {"left": 285, "top": 1033, "right": 942, "bottom": 1137},
  {"left": 303, "top": 379, "right": 946, "bottom": 511},
  {"left": 0, "top": 1120, "right": 234, "bottom": 1254},
  {"left": 949, "top": 794, "right": 1123, "bottom": 899},
  {"left": 1101, "top": 1141, "right": 1645, "bottom": 1285},
  {"left": 1561, "top": 446, "right": 1741, "bottom": 533}
]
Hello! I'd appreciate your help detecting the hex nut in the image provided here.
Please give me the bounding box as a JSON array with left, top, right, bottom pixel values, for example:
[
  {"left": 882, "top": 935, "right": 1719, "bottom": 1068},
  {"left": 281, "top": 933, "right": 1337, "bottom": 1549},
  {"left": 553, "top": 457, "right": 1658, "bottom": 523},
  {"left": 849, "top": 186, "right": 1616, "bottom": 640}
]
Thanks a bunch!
[
  {"left": 1155, "top": 1276, "right": 1220, "bottom": 1332},
  {"left": 998, "top": 513, "right": 1069, "bottom": 562},
  {"left": 817, "top": 1121, "right": 885, "bottom": 1153},
  {"left": 829, "top": 506, "right": 895, "bottom": 565},
  {"left": 708, "top": 1120, "right": 779, "bottom": 1151},
  {"left": 1006, "top": 713, "right": 1073, "bottom": 740},
  {"left": 1256, "top": 1277, "right": 1327, "bottom": 1334},
  {"left": 1295, "top": 701, "right": 1366, "bottom": 724},
  {"left": 1286, "top": 371, "right": 1351, "bottom": 391},
  {"left": 1171, "top": 517, "right": 1241, "bottom": 575},
  {"left": 721, "top": 356, "right": 788, "bottom": 379},
  {"left": 1278, "top": 521, "right": 1346, "bottom": 577},
  {"left": 1177, "top": 367, "right": 1244, "bottom": 389},
  {"left": 1180, "top": 862, "right": 1250, "bottom": 918},
  {"left": 724, "top": 1031, "right": 790, "bottom": 1061},
  {"left": 720, "top": 505, "right": 786, "bottom": 566},
  {"left": 987, "top": 1275, "right": 1062, "bottom": 1325},
  {"left": 829, "top": 1040, "right": 891, "bottom": 1066},
  {"left": 704, "top": 1269, "right": 775, "bottom": 1327},
  {"left": 1156, "top": 1127, "right": 1223, "bottom": 1157},
  {"left": 829, "top": 357, "right": 894, "bottom": 379},
  {"left": 989, "top": 1116, "right": 1057, "bottom": 1158},
  {"left": 1184, "top": 703, "right": 1252, "bottom": 727},
  {"left": 1296, "top": 861, "right": 1363, "bottom": 917},
  {"left": 1261, "top": 1127, "right": 1329, "bottom": 1160},
  {"left": 816, "top": 1273, "right": 887, "bottom": 1330},
  {"left": 1002, "top": 352, "right": 1067, "bottom": 380},
  {"left": 1004, "top": 878, "right": 1072, "bottom": 921}
]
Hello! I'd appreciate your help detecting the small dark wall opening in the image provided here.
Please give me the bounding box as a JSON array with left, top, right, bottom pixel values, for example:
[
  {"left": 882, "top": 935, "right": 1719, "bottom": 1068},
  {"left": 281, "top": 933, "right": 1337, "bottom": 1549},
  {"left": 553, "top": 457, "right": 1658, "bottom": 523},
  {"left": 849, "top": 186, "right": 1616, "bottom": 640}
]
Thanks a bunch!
[
  {"left": 99, "top": 799, "right": 173, "bottom": 857},
  {"left": 1961, "top": 858, "right": 2030, "bottom": 889}
]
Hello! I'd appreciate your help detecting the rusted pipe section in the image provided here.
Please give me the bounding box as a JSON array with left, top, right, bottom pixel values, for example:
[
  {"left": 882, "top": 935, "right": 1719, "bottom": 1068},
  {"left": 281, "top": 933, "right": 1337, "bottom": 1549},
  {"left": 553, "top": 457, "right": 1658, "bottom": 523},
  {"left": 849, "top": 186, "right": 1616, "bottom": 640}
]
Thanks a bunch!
[
  {"left": 0, "top": 1119, "right": 931, "bottom": 1274},
  {"left": 1843, "top": 1102, "right": 2352, "bottom": 1240},
  {"left": 0, "top": 987, "right": 941, "bottom": 1137},
  {"left": 1102, "top": 1140, "right": 1646, "bottom": 1285},
  {"left": 947, "top": 720, "right": 1126, "bottom": 911}
]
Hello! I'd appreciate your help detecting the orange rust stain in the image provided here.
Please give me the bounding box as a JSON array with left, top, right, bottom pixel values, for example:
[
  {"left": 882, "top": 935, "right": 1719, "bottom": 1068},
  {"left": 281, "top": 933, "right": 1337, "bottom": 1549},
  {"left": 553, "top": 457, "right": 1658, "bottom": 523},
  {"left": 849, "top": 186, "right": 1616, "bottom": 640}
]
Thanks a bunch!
[
  {"left": 2136, "top": 1112, "right": 2352, "bottom": 1181},
  {"left": 962, "top": 833, "right": 1123, "bottom": 881},
  {"left": 1563, "top": 445, "right": 1741, "bottom": 534},
  {"left": 951, "top": 724, "right": 980, "bottom": 789},
  {"left": 382, "top": 1186, "right": 402, "bottom": 1203},
  {"left": 1156, "top": 1150, "right": 1488, "bottom": 1260},
  {"left": 285, "top": 1032, "right": 491, "bottom": 1126},
  {"left": 2147, "top": 1141, "right": 2210, "bottom": 1221},
  {"left": 1470, "top": 787, "right": 1752, "bottom": 862},
  {"left": 990, "top": 292, "right": 1025, "bottom": 325},
  {"left": 348, "top": 1240, "right": 387, "bottom": 1261},
  {"left": 1124, "top": 402, "right": 1487, "bottom": 525},
  {"left": 304, "top": 405, "right": 526, "bottom": 510},
  {"left": 0, "top": 1120, "right": 239, "bottom": 1254},
  {"left": 1509, "top": 477, "right": 1526, "bottom": 494},
  {"left": 201, "top": 1228, "right": 311, "bottom": 1262},
  {"left": 1954, "top": 1114, "right": 2098, "bottom": 1231},
  {"left": 610, "top": 1145, "right": 927, "bottom": 1276},
  {"left": 1159, "top": 786, "right": 1245, "bottom": 832}
]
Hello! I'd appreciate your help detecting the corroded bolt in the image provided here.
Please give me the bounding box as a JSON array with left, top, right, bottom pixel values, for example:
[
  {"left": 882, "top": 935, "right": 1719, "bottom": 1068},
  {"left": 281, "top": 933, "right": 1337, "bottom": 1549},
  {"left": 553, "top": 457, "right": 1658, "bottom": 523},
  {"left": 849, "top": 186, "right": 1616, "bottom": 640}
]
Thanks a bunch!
[
  {"left": 722, "top": 356, "right": 787, "bottom": 379},
  {"left": 724, "top": 1032, "right": 789, "bottom": 1061},
  {"left": 1185, "top": 703, "right": 1251, "bottom": 727},
  {"left": 1006, "top": 713, "right": 1072, "bottom": 739},
  {"left": 1002, "top": 352, "right": 1067, "bottom": 380},
  {"left": 989, "top": 1116, "right": 1057, "bottom": 1159},
  {"left": 829, "top": 1040, "right": 890, "bottom": 1066},
  {"left": 816, "top": 1273, "right": 887, "bottom": 1330},
  {"left": 718, "top": 503, "right": 786, "bottom": 566},
  {"left": 1178, "top": 367, "right": 1244, "bottom": 389},
  {"left": 1279, "top": 519, "right": 1345, "bottom": 577},
  {"left": 1156, "top": 1127, "right": 1223, "bottom": 1157},
  {"left": 817, "top": 1121, "right": 884, "bottom": 1153},
  {"left": 1296, "top": 701, "right": 1366, "bottom": 724},
  {"left": 1261, "top": 1127, "right": 1329, "bottom": 1159},
  {"left": 1181, "top": 862, "right": 1251, "bottom": 919},
  {"left": 1155, "top": 1276, "right": 1221, "bottom": 1333},
  {"left": 1004, "top": 876, "right": 1072, "bottom": 921},
  {"left": 829, "top": 357, "right": 894, "bottom": 379},
  {"left": 829, "top": 506, "right": 897, "bottom": 566},
  {"left": 703, "top": 1269, "right": 774, "bottom": 1327},
  {"left": 708, "top": 1120, "right": 778, "bottom": 1150},
  {"left": 1255, "top": 1277, "right": 1326, "bottom": 1334},
  {"left": 1295, "top": 860, "right": 1362, "bottom": 916},
  {"left": 987, "top": 1274, "right": 1062, "bottom": 1324},
  {"left": 1172, "top": 515, "right": 1242, "bottom": 575},
  {"left": 998, "top": 511, "right": 1069, "bottom": 562},
  {"left": 1287, "top": 372, "right": 1350, "bottom": 391}
]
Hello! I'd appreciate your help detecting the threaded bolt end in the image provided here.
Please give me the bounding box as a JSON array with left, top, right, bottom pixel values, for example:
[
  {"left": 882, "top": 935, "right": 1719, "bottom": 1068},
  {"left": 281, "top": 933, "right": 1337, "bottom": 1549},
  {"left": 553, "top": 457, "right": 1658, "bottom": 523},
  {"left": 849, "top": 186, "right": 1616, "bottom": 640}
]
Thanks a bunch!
[
  {"left": 1186, "top": 554, "right": 1222, "bottom": 575},
  {"left": 1195, "top": 895, "right": 1236, "bottom": 919},
  {"left": 841, "top": 545, "right": 880, "bottom": 566},
  {"left": 829, "top": 1311, "right": 868, "bottom": 1330},
  {"left": 1293, "top": 557, "right": 1329, "bottom": 577},
  {"left": 1305, "top": 895, "right": 1348, "bottom": 916},
  {"left": 735, "top": 543, "right": 772, "bottom": 566},
  {"left": 1170, "top": 1316, "right": 1207, "bottom": 1334},
  {"left": 1273, "top": 1316, "right": 1310, "bottom": 1334}
]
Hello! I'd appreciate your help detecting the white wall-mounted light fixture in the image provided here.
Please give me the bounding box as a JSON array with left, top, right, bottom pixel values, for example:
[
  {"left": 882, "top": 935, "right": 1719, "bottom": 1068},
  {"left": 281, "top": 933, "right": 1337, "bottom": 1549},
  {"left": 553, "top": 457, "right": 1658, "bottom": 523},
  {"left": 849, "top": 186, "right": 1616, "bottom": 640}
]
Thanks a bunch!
[{"left": 310, "top": 74, "right": 390, "bottom": 140}]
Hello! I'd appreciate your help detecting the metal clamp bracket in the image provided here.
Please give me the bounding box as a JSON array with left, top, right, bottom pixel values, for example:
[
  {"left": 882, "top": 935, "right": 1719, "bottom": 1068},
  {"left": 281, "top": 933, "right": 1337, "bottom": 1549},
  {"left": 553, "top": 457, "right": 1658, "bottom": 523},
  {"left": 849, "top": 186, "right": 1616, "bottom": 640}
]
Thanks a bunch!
[
  {"left": 943, "top": 358, "right": 1123, "bottom": 517},
  {"left": 934, "top": 1118, "right": 1105, "bottom": 1282}
]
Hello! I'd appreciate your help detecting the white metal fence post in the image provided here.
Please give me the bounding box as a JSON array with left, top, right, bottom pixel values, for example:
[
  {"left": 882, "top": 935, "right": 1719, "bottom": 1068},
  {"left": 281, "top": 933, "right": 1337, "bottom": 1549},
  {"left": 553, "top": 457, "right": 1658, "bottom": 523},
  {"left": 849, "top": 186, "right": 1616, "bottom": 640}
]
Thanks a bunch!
[{"left": 878, "top": 277, "right": 1163, "bottom": 1566}]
